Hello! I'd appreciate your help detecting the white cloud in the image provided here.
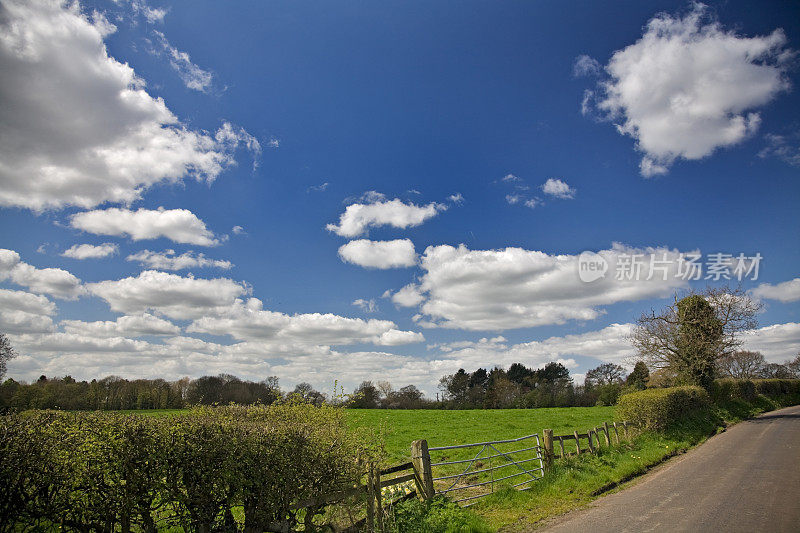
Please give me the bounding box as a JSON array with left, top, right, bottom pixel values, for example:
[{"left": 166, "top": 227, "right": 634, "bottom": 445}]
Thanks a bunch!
[
  {"left": 352, "top": 299, "right": 378, "bottom": 313},
  {"left": 448, "top": 193, "right": 464, "bottom": 204},
  {"left": 151, "top": 30, "right": 212, "bottom": 92},
  {"left": 590, "top": 4, "right": 792, "bottom": 176},
  {"left": 573, "top": 54, "right": 601, "bottom": 77},
  {"left": 0, "top": 0, "right": 256, "bottom": 210},
  {"left": 505, "top": 194, "right": 521, "bottom": 205},
  {"left": 126, "top": 249, "right": 232, "bottom": 271},
  {"left": 758, "top": 133, "right": 800, "bottom": 167},
  {"left": 327, "top": 198, "right": 444, "bottom": 238},
  {"left": 267, "top": 137, "right": 280, "bottom": 148},
  {"left": 338, "top": 239, "right": 417, "bottom": 269},
  {"left": 0, "top": 288, "right": 56, "bottom": 334},
  {"left": 0, "top": 249, "right": 84, "bottom": 299},
  {"left": 397, "top": 243, "right": 690, "bottom": 331},
  {"left": 307, "top": 182, "right": 329, "bottom": 193},
  {"left": 742, "top": 322, "right": 800, "bottom": 363},
  {"left": 127, "top": 0, "right": 167, "bottom": 23},
  {"left": 61, "top": 313, "right": 180, "bottom": 338},
  {"left": 391, "top": 284, "right": 426, "bottom": 308},
  {"left": 87, "top": 270, "right": 249, "bottom": 319},
  {"left": 71, "top": 207, "right": 220, "bottom": 246},
  {"left": 541, "top": 178, "right": 576, "bottom": 199},
  {"left": 523, "top": 198, "right": 542, "bottom": 209},
  {"left": 501, "top": 174, "right": 520, "bottom": 183},
  {"left": 186, "top": 297, "right": 424, "bottom": 347},
  {"left": 62, "top": 243, "right": 118, "bottom": 260},
  {"left": 751, "top": 278, "right": 800, "bottom": 303},
  {"left": 231, "top": 225, "right": 246, "bottom": 235}
]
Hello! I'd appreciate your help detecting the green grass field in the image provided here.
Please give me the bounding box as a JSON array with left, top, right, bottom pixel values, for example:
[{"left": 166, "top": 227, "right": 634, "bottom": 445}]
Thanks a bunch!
[{"left": 345, "top": 406, "right": 616, "bottom": 464}]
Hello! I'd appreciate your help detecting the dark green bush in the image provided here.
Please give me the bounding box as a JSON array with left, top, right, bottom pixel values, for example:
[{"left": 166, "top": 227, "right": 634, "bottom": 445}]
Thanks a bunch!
[
  {"left": 616, "top": 386, "right": 710, "bottom": 431},
  {"left": 709, "top": 379, "right": 757, "bottom": 403},
  {"left": 0, "top": 402, "right": 379, "bottom": 532},
  {"left": 709, "top": 379, "right": 800, "bottom": 404},
  {"left": 753, "top": 379, "right": 800, "bottom": 398}
]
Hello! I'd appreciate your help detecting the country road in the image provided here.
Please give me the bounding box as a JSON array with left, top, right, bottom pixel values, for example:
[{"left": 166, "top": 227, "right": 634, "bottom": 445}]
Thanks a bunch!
[{"left": 536, "top": 404, "right": 800, "bottom": 533}]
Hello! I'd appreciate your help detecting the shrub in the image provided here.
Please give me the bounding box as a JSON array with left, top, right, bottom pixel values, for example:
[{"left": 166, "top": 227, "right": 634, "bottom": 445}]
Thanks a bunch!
[
  {"left": 709, "top": 379, "right": 756, "bottom": 403},
  {"left": 0, "top": 402, "right": 379, "bottom": 532},
  {"left": 752, "top": 379, "right": 800, "bottom": 398},
  {"left": 616, "top": 386, "right": 710, "bottom": 431}
]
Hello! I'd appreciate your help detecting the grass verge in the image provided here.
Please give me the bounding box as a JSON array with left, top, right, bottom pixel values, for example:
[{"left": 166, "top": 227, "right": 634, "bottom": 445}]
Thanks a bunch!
[{"left": 455, "top": 394, "right": 800, "bottom": 532}]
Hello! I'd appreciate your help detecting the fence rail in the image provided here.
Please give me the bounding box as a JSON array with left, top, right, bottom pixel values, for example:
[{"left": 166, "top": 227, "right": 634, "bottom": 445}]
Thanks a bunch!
[{"left": 289, "top": 419, "right": 638, "bottom": 531}]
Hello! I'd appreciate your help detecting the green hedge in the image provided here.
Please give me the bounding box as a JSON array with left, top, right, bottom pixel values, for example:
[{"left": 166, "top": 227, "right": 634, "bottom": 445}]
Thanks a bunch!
[
  {"left": 0, "top": 402, "right": 379, "bottom": 532},
  {"left": 710, "top": 379, "right": 800, "bottom": 403},
  {"left": 616, "top": 386, "right": 710, "bottom": 431}
]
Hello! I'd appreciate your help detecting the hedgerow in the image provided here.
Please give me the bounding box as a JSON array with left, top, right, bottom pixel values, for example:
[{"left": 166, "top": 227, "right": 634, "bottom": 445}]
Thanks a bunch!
[
  {"left": 710, "top": 378, "right": 800, "bottom": 404},
  {"left": 616, "top": 386, "right": 710, "bottom": 430},
  {"left": 0, "top": 401, "right": 380, "bottom": 532}
]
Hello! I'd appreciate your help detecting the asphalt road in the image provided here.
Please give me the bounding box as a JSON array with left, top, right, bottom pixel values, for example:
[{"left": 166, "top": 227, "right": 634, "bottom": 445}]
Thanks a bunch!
[{"left": 537, "top": 404, "right": 800, "bottom": 533}]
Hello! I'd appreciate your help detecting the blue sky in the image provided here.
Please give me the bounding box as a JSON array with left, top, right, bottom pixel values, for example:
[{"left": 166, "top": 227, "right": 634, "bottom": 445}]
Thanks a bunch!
[{"left": 1, "top": 0, "right": 798, "bottom": 395}]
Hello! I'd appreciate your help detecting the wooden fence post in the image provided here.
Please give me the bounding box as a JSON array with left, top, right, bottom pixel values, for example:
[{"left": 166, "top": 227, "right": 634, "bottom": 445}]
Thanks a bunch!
[
  {"left": 573, "top": 431, "right": 581, "bottom": 455},
  {"left": 366, "top": 464, "right": 375, "bottom": 533},
  {"left": 612, "top": 422, "right": 620, "bottom": 444},
  {"left": 603, "top": 422, "right": 611, "bottom": 446},
  {"left": 411, "top": 439, "right": 435, "bottom": 500},
  {"left": 373, "top": 467, "right": 383, "bottom": 532},
  {"left": 558, "top": 436, "right": 565, "bottom": 458},
  {"left": 543, "top": 429, "right": 554, "bottom": 472},
  {"left": 586, "top": 431, "right": 595, "bottom": 453}
]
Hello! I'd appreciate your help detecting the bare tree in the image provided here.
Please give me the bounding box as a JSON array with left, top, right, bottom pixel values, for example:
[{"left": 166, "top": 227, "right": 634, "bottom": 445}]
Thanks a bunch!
[
  {"left": 631, "top": 286, "right": 761, "bottom": 389},
  {"left": 0, "top": 334, "right": 17, "bottom": 382},
  {"left": 717, "top": 350, "right": 765, "bottom": 379}
]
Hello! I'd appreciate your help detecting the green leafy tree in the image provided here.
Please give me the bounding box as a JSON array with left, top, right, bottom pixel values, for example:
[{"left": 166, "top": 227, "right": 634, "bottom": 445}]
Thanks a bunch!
[
  {"left": 631, "top": 286, "right": 760, "bottom": 390},
  {"left": 626, "top": 361, "right": 649, "bottom": 390}
]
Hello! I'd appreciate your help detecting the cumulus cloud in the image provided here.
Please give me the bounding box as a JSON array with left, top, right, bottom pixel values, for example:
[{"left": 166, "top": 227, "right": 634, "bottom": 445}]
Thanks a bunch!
[
  {"left": 71, "top": 207, "right": 219, "bottom": 246},
  {"left": 0, "top": 0, "right": 257, "bottom": 210},
  {"left": 742, "top": 322, "right": 800, "bottom": 362},
  {"left": 126, "top": 249, "right": 233, "bottom": 271},
  {"left": 394, "top": 243, "right": 690, "bottom": 331},
  {"left": 0, "top": 249, "right": 84, "bottom": 299},
  {"left": 541, "top": 178, "right": 576, "bottom": 199},
  {"left": 61, "top": 313, "right": 180, "bottom": 338},
  {"left": 186, "top": 297, "right": 424, "bottom": 347},
  {"left": 587, "top": 4, "right": 793, "bottom": 176},
  {"left": 61, "top": 243, "right": 118, "bottom": 260},
  {"left": 391, "top": 284, "right": 425, "bottom": 308},
  {"left": 338, "top": 239, "right": 417, "bottom": 269},
  {"left": 87, "top": 270, "right": 249, "bottom": 319},
  {"left": 327, "top": 197, "right": 444, "bottom": 238},
  {"left": 0, "top": 288, "right": 56, "bottom": 334},
  {"left": 751, "top": 278, "right": 800, "bottom": 303}
]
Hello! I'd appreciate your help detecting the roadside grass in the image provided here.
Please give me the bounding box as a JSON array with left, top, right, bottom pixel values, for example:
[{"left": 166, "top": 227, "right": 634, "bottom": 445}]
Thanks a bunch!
[{"left": 465, "top": 395, "right": 798, "bottom": 532}]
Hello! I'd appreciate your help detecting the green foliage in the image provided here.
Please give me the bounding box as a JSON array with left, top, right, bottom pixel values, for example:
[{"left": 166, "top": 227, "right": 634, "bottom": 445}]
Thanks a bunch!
[
  {"left": 616, "top": 386, "right": 710, "bottom": 430},
  {"left": 709, "top": 378, "right": 800, "bottom": 404},
  {"left": 388, "top": 496, "right": 491, "bottom": 533},
  {"left": 675, "top": 295, "right": 723, "bottom": 389},
  {"left": 625, "top": 362, "right": 649, "bottom": 390},
  {"left": 0, "top": 402, "right": 378, "bottom": 532}
]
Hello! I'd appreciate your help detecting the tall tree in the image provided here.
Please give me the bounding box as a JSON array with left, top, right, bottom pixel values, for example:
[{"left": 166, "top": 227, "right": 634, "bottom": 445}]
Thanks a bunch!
[
  {"left": 625, "top": 361, "right": 650, "bottom": 390},
  {"left": 631, "top": 286, "right": 760, "bottom": 390},
  {"left": 0, "top": 334, "right": 17, "bottom": 382}
]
